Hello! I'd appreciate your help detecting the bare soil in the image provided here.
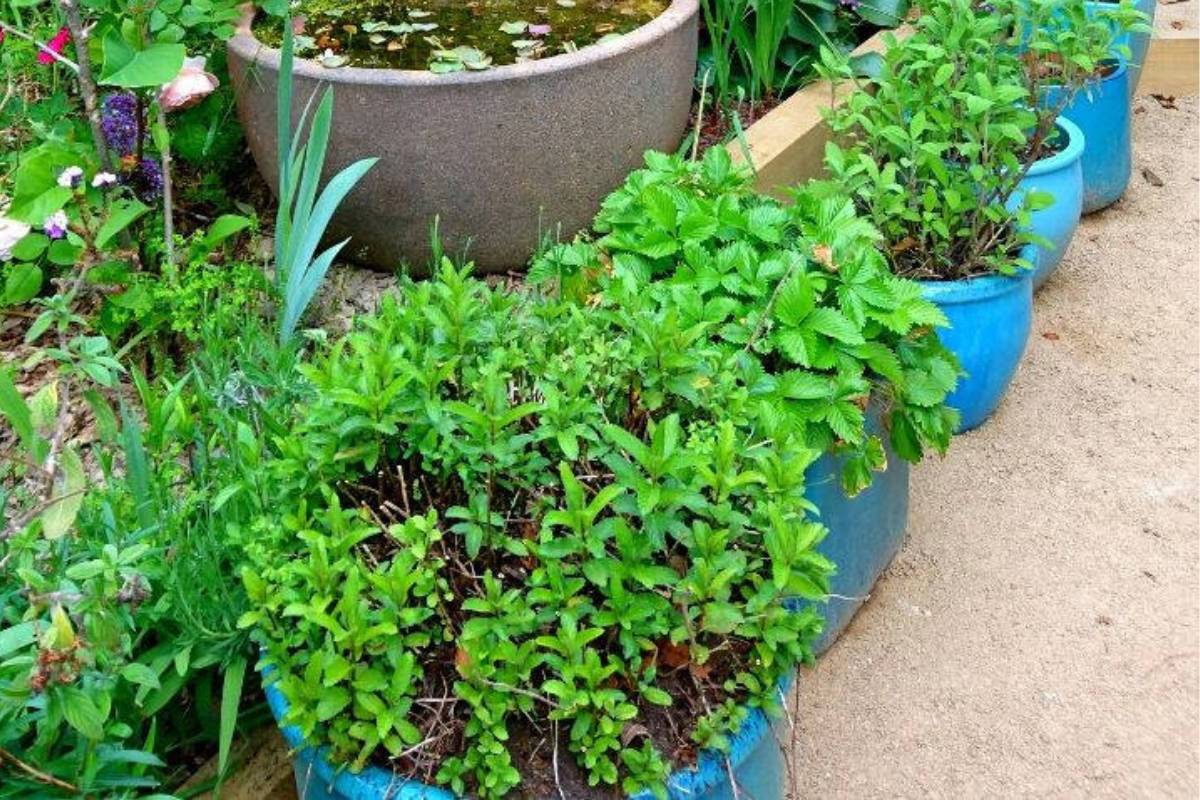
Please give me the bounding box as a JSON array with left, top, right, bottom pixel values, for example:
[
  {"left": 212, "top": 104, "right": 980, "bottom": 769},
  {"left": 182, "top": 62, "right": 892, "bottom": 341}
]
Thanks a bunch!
[{"left": 793, "top": 95, "right": 1200, "bottom": 798}]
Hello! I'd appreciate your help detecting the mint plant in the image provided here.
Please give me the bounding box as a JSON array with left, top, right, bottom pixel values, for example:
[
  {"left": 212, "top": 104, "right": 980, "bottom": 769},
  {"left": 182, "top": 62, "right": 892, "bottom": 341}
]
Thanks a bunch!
[
  {"left": 239, "top": 258, "right": 836, "bottom": 798},
  {"left": 818, "top": 0, "right": 1045, "bottom": 280},
  {"left": 1014, "top": 0, "right": 1151, "bottom": 149},
  {"left": 533, "top": 147, "right": 960, "bottom": 494}
]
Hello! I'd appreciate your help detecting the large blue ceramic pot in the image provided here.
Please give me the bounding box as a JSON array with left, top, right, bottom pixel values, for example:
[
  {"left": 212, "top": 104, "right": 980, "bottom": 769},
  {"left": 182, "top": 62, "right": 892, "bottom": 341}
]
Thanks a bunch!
[
  {"left": 920, "top": 260, "right": 1034, "bottom": 433},
  {"left": 265, "top": 675, "right": 790, "bottom": 800},
  {"left": 1085, "top": 0, "right": 1156, "bottom": 93},
  {"left": 1011, "top": 117, "right": 1085, "bottom": 289},
  {"left": 1044, "top": 60, "right": 1131, "bottom": 214},
  {"left": 806, "top": 429, "right": 910, "bottom": 653}
]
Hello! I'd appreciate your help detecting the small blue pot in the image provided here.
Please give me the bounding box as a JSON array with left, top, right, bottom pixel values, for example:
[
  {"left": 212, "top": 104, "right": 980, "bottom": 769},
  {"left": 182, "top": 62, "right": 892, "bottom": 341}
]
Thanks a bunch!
[
  {"left": 1011, "top": 117, "right": 1085, "bottom": 289},
  {"left": 920, "top": 264, "right": 1034, "bottom": 433},
  {"left": 265, "top": 674, "right": 790, "bottom": 800},
  {"left": 806, "top": 431, "right": 910, "bottom": 653},
  {"left": 1044, "top": 60, "right": 1131, "bottom": 214},
  {"left": 1085, "top": 0, "right": 1156, "bottom": 93}
]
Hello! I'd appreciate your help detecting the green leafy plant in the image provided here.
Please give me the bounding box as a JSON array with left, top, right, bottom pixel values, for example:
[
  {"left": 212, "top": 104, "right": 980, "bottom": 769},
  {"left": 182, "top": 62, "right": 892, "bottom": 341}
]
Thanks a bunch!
[
  {"left": 272, "top": 19, "right": 377, "bottom": 345},
  {"left": 1013, "top": 0, "right": 1151, "bottom": 146},
  {"left": 0, "top": 294, "right": 296, "bottom": 796},
  {"left": 239, "top": 257, "right": 835, "bottom": 798},
  {"left": 533, "top": 147, "right": 959, "bottom": 493},
  {"left": 698, "top": 0, "right": 912, "bottom": 110},
  {"left": 816, "top": 0, "right": 1050, "bottom": 280}
]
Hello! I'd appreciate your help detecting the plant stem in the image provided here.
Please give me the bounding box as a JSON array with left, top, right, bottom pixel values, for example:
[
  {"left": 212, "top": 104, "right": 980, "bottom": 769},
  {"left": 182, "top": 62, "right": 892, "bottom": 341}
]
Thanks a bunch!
[
  {"left": 56, "top": 0, "right": 112, "bottom": 172},
  {"left": 157, "top": 104, "right": 177, "bottom": 269},
  {"left": 0, "top": 746, "right": 79, "bottom": 793}
]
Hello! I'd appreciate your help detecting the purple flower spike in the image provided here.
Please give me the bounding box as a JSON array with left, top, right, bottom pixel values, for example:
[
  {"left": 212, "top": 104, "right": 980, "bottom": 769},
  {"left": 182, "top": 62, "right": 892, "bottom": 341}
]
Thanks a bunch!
[
  {"left": 101, "top": 92, "right": 140, "bottom": 157},
  {"left": 122, "top": 158, "right": 163, "bottom": 202}
]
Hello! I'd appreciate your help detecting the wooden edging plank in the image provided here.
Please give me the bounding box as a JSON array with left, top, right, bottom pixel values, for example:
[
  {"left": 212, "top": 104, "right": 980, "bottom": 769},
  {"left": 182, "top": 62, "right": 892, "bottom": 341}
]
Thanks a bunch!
[
  {"left": 726, "top": 28, "right": 905, "bottom": 197},
  {"left": 1141, "top": 36, "right": 1200, "bottom": 96}
]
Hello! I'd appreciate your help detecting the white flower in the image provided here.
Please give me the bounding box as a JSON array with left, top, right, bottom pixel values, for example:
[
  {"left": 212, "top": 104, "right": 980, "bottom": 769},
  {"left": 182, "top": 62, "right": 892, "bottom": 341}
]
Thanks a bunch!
[
  {"left": 56, "top": 165, "right": 84, "bottom": 189},
  {"left": 0, "top": 214, "right": 32, "bottom": 261},
  {"left": 158, "top": 55, "right": 219, "bottom": 112},
  {"left": 92, "top": 171, "right": 118, "bottom": 188}
]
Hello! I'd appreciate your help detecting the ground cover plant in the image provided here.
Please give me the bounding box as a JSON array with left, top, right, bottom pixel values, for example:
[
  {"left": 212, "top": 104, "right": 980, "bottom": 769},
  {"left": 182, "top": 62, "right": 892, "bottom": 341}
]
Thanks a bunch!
[{"left": 0, "top": 4, "right": 313, "bottom": 796}]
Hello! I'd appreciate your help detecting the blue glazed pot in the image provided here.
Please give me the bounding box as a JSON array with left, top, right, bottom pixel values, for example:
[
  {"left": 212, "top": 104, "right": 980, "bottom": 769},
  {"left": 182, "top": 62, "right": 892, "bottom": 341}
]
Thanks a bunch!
[
  {"left": 806, "top": 429, "right": 910, "bottom": 653},
  {"left": 1010, "top": 117, "right": 1085, "bottom": 289},
  {"left": 1085, "top": 0, "right": 1156, "bottom": 93},
  {"left": 920, "top": 263, "right": 1034, "bottom": 433},
  {"left": 265, "top": 674, "right": 790, "bottom": 800},
  {"left": 1044, "top": 60, "right": 1131, "bottom": 214}
]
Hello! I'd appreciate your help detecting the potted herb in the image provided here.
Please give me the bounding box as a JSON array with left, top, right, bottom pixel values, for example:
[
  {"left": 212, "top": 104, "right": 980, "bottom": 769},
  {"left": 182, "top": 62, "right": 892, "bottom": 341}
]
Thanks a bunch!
[
  {"left": 532, "top": 146, "right": 960, "bottom": 648},
  {"left": 227, "top": 3, "right": 699, "bottom": 273},
  {"left": 1021, "top": 0, "right": 1151, "bottom": 215},
  {"left": 1088, "top": 0, "right": 1157, "bottom": 91},
  {"left": 241, "top": 255, "right": 839, "bottom": 799},
  {"left": 819, "top": 0, "right": 1045, "bottom": 431}
]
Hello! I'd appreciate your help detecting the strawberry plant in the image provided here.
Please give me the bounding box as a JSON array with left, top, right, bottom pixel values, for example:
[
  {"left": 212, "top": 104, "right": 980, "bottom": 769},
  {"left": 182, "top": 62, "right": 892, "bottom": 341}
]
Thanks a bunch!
[{"left": 533, "top": 146, "right": 960, "bottom": 494}]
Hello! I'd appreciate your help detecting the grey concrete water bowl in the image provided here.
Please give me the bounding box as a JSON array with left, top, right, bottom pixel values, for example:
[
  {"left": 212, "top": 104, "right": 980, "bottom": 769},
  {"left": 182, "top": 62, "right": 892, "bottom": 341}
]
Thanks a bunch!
[{"left": 227, "top": 2, "right": 699, "bottom": 274}]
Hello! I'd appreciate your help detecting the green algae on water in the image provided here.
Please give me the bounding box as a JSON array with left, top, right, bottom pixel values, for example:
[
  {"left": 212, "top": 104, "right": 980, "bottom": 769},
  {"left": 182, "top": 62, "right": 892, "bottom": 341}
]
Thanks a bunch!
[{"left": 255, "top": 0, "right": 671, "bottom": 71}]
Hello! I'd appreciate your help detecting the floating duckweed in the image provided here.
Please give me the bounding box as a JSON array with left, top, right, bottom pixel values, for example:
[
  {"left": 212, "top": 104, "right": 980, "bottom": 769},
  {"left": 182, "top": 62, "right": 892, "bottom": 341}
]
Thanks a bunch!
[{"left": 255, "top": 0, "right": 670, "bottom": 71}]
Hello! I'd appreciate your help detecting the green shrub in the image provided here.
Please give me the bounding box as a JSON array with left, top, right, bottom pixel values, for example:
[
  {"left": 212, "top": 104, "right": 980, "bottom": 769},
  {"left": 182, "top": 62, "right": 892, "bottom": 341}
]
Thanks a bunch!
[{"left": 239, "top": 257, "right": 835, "bottom": 798}]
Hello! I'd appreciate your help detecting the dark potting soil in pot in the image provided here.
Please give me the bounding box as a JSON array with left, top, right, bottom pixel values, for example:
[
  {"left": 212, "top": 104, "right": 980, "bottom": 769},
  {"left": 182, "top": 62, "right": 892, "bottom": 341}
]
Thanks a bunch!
[
  {"left": 331, "top": 469, "right": 770, "bottom": 799},
  {"left": 253, "top": 0, "right": 671, "bottom": 71}
]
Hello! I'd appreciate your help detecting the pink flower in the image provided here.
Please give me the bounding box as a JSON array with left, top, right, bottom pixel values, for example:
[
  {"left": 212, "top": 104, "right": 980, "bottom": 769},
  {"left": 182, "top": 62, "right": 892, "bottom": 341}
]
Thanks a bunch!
[
  {"left": 0, "top": 26, "right": 7, "bottom": 47},
  {"left": 158, "top": 56, "right": 219, "bottom": 112},
  {"left": 528, "top": 23, "right": 552, "bottom": 36},
  {"left": 38, "top": 26, "right": 70, "bottom": 65}
]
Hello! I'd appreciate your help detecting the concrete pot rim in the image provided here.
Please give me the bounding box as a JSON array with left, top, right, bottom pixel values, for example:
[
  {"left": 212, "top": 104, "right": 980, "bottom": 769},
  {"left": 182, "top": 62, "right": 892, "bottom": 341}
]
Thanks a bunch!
[{"left": 229, "top": 0, "right": 699, "bottom": 87}]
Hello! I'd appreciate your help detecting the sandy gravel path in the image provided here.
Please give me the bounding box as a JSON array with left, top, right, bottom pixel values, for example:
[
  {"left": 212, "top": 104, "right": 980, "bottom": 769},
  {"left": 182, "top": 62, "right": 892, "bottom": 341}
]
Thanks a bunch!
[{"left": 795, "top": 95, "right": 1200, "bottom": 798}]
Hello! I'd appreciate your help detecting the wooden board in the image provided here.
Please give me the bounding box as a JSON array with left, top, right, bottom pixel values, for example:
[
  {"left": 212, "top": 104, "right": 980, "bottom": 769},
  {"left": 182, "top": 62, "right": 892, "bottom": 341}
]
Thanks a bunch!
[
  {"left": 1141, "top": 37, "right": 1200, "bottom": 96},
  {"left": 725, "top": 27, "right": 908, "bottom": 196},
  {"left": 180, "top": 726, "right": 297, "bottom": 800}
]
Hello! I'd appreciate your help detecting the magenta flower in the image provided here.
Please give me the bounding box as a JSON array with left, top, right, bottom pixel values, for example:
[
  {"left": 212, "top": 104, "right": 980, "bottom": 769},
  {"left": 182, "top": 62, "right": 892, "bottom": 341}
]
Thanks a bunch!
[{"left": 38, "top": 27, "right": 70, "bottom": 65}]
